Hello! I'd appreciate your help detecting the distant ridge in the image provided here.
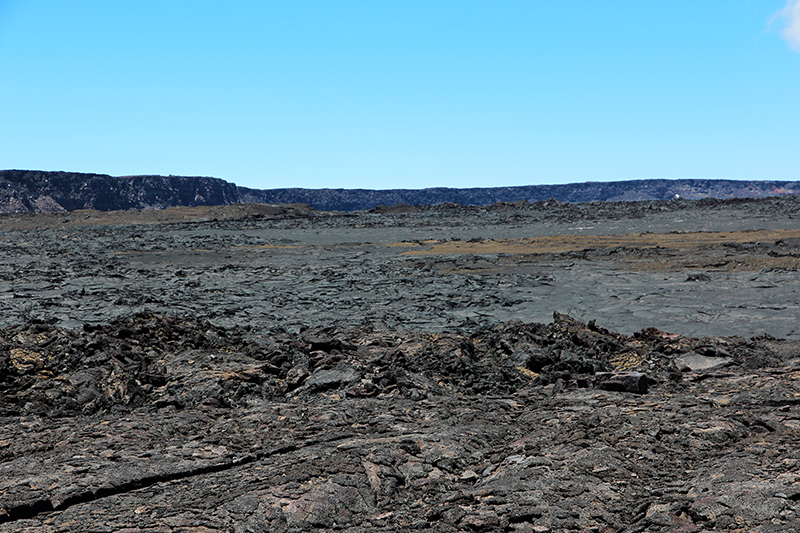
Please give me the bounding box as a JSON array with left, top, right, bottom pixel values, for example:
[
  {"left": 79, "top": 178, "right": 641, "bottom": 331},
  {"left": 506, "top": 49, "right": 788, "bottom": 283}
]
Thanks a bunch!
[
  {"left": 239, "top": 179, "right": 800, "bottom": 212},
  {"left": 2, "top": 169, "right": 800, "bottom": 213}
]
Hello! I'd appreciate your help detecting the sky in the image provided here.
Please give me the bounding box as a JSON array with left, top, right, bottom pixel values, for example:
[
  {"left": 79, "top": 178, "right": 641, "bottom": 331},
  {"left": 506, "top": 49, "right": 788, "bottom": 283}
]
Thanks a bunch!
[{"left": 0, "top": 1, "right": 798, "bottom": 191}]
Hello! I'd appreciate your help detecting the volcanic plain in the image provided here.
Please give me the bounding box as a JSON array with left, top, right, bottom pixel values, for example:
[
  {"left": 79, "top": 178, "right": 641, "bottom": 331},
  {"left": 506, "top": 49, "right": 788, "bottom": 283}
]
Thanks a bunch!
[{"left": 2, "top": 196, "right": 800, "bottom": 532}]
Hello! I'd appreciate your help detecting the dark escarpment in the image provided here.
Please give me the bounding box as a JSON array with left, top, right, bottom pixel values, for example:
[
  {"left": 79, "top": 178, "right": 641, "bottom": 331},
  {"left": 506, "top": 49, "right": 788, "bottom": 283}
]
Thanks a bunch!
[
  {"left": 0, "top": 170, "right": 240, "bottom": 213},
  {"left": 3, "top": 169, "right": 800, "bottom": 213},
  {"left": 240, "top": 178, "right": 800, "bottom": 212}
]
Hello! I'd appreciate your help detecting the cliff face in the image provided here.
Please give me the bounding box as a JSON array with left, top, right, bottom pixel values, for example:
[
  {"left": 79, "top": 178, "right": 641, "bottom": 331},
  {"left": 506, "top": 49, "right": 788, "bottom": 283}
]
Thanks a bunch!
[
  {"left": 241, "top": 179, "right": 800, "bottom": 211},
  {"left": 2, "top": 170, "right": 800, "bottom": 213},
  {"left": 0, "top": 170, "right": 241, "bottom": 213}
]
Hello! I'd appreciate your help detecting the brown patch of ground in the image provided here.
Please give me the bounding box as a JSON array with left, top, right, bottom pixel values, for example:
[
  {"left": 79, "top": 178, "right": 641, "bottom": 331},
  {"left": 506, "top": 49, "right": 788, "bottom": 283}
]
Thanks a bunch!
[
  {"left": 401, "top": 229, "right": 800, "bottom": 273},
  {"left": 401, "top": 229, "right": 800, "bottom": 255}
]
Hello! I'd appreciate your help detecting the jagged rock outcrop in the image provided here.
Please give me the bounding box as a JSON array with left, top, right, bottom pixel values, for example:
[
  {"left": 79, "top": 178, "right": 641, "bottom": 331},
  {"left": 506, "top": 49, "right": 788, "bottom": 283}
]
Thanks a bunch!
[
  {"left": 3, "top": 169, "right": 800, "bottom": 213},
  {"left": 2, "top": 312, "right": 800, "bottom": 531}
]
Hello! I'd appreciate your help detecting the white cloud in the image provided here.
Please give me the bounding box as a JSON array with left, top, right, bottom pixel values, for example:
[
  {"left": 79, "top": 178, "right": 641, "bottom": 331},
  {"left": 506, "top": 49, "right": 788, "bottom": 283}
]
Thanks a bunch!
[{"left": 775, "top": 0, "right": 800, "bottom": 51}]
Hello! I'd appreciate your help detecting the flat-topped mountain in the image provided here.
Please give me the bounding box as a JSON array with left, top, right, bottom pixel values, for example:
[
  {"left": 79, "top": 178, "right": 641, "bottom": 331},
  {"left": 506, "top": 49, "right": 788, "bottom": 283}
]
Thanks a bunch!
[
  {"left": 2, "top": 169, "right": 800, "bottom": 213},
  {"left": 0, "top": 170, "right": 240, "bottom": 213}
]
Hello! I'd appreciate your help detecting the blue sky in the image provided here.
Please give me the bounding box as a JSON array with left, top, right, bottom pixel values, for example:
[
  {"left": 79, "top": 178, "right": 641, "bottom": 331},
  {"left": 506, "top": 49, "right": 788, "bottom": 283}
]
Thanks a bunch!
[{"left": 1, "top": 1, "right": 798, "bottom": 190}]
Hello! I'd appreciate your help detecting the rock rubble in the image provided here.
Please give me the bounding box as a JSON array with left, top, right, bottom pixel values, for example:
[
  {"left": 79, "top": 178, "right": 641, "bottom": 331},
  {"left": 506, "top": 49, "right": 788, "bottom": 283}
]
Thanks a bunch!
[{"left": 2, "top": 311, "right": 800, "bottom": 532}]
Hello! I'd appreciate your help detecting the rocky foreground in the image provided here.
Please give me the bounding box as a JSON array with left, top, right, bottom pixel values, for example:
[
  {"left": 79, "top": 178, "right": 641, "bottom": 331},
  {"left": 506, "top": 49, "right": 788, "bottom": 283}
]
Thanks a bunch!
[
  {"left": 2, "top": 196, "right": 800, "bottom": 532},
  {"left": 2, "top": 311, "right": 800, "bottom": 532}
]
